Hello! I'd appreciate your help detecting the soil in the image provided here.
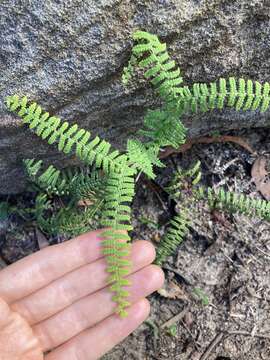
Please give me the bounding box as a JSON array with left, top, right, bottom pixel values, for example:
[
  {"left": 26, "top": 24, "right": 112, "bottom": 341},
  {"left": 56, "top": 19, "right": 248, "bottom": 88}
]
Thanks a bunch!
[{"left": 0, "top": 127, "right": 270, "bottom": 360}]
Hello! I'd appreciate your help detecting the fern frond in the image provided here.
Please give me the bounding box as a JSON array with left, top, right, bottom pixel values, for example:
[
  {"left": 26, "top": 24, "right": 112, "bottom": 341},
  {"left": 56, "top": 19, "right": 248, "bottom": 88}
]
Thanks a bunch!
[
  {"left": 165, "top": 161, "right": 202, "bottom": 199},
  {"left": 101, "top": 165, "right": 135, "bottom": 317},
  {"left": 24, "top": 159, "right": 76, "bottom": 195},
  {"left": 127, "top": 139, "right": 163, "bottom": 178},
  {"left": 140, "top": 107, "right": 187, "bottom": 149},
  {"left": 155, "top": 212, "right": 190, "bottom": 266},
  {"left": 173, "top": 77, "right": 270, "bottom": 114},
  {"left": 34, "top": 193, "right": 53, "bottom": 232},
  {"left": 69, "top": 169, "right": 107, "bottom": 202},
  {"left": 122, "top": 54, "right": 137, "bottom": 85},
  {"left": 196, "top": 186, "right": 270, "bottom": 221},
  {"left": 51, "top": 202, "right": 103, "bottom": 238},
  {"left": 7, "top": 95, "right": 128, "bottom": 174},
  {"left": 132, "top": 31, "right": 183, "bottom": 100}
]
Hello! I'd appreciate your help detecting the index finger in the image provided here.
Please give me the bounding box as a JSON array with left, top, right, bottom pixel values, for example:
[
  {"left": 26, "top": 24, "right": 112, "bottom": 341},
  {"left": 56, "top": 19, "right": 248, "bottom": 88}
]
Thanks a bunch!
[{"left": 0, "top": 230, "right": 105, "bottom": 304}]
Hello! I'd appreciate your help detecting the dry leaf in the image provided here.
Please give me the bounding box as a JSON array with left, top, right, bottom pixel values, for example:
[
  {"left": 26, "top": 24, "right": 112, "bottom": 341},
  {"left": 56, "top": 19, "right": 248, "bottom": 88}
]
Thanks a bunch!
[
  {"left": 160, "top": 135, "right": 256, "bottom": 159},
  {"left": 157, "top": 281, "right": 188, "bottom": 300},
  {"left": 77, "top": 199, "right": 94, "bottom": 207},
  {"left": 35, "top": 228, "right": 50, "bottom": 250},
  {"left": 251, "top": 156, "right": 270, "bottom": 200}
]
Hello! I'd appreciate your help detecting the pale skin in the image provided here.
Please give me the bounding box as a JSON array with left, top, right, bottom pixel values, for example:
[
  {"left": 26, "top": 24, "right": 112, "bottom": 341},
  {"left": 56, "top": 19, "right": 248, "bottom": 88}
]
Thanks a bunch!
[{"left": 0, "top": 230, "right": 164, "bottom": 360}]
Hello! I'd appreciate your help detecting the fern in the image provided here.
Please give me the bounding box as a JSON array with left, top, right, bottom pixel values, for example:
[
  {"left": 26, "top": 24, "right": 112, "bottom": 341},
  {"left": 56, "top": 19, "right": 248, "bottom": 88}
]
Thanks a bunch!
[
  {"left": 155, "top": 212, "right": 190, "bottom": 266},
  {"left": 101, "top": 165, "right": 135, "bottom": 317},
  {"left": 6, "top": 30, "right": 270, "bottom": 317},
  {"left": 131, "top": 31, "right": 184, "bottom": 100},
  {"left": 172, "top": 77, "right": 270, "bottom": 114},
  {"left": 130, "top": 32, "right": 270, "bottom": 114},
  {"left": 24, "top": 159, "right": 74, "bottom": 195},
  {"left": 7, "top": 97, "right": 137, "bottom": 317},
  {"left": 127, "top": 139, "right": 164, "bottom": 178},
  {"left": 51, "top": 204, "right": 103, "bottom": 238},
  {"left": 6, "top": 95, "right": 128, "bottom": 174},
  {"left": 34, "top": 193, "right": 53, "bottom": 232},
  {"left": 139, "top": 107, "right": 187, "bottom": 149},
  {"left": 196, "top": 186, "right": 270, "bottom": 221}
]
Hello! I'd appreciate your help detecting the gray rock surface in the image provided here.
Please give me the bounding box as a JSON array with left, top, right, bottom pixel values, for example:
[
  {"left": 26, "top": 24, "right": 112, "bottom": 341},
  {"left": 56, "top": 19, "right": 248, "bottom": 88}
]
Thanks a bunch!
[{"left": 1, "top": 0, "right": 270, "bottom": 193}]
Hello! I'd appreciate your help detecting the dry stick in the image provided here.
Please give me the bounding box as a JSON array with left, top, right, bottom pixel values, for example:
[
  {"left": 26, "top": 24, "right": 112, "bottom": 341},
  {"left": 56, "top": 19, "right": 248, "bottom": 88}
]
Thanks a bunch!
[
  {"left": 227, "top": 330, "right": 270, "bottom": 340},
  {"left": 199, "top": 332, "right": 225, "bottom": 360},
  {"left": 161, "top": 307, "right": 190, "bottom": 329},
  {"left": 199, "top": 330, "right": 270, "bottom": 360},
  {"left": 162, "top": 265, "right": 194, "bottom": 286},
  {"left": 0, "top": 256, "right": 7, "bottom": 269}
]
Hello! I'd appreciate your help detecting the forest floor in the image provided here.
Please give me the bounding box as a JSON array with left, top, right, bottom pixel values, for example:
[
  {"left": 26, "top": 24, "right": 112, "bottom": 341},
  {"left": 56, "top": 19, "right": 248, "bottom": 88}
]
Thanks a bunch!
[{"left": 0, "top": 127, "right": 270, "bottom": 360}]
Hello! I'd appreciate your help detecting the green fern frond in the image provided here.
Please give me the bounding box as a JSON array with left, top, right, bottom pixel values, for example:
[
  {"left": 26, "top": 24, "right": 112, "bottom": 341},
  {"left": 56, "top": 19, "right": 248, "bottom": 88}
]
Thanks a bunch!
[
  {"left": 34, "top": 193, "right": 53, "bottom": 232},
  {"left": 7, "top": 94, "right": 138, "bottom": 317},
  {"left": 173, "top": 77, "right": 270, "bottom": 114},
  {"left": 24, "top": 159, "right": 75, "bottom": 195},
  {"left": 127, "top": 139, "right": 163, "bottom": 178},
  {"left": 155, "top": 211, "right": 190, "bottom": 266},
  {"left": 122, "top": 54, "right": 137, "bottom": 85},
  {"left": 69, "top": 169, "right": 107, "bottom": 202},
  {"left": 140, "top": 107, "right": 187, "bottom": 149},
  {"left": 165, "top": 161, "right": 202, "bottom": 199},
  {"left": 7, "top": 95, "right": 128, "bottom": 174},
  {"left": 101, "top": 165, "right": 135, "bottom": 317},
  {"left": 51, "top": 203, "right": 103, "bottom": 238},
  {"left": 132, "top": 31, "right": 184, "bottom": 100},
  {"left": 196, "top": 186, "right": 270, "bottom": 221}
]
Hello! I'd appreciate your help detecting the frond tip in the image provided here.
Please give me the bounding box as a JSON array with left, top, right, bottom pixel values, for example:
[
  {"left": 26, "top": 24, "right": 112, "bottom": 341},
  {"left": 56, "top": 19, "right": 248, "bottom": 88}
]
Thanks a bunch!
[{"left": 132, "top": 30, "right": 184, "bottom": 100}]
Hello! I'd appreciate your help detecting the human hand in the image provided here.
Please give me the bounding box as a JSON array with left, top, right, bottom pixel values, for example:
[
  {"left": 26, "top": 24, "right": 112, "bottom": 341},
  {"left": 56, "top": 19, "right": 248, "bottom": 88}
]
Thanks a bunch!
[{"left": 0, "top": 230, "right": 164, "bottom": 360}]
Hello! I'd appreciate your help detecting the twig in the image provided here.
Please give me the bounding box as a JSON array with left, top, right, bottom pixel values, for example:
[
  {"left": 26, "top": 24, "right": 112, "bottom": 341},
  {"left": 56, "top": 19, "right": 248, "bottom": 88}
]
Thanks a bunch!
[
  {"left": 199, "top": 329, "right": 270, "bottom": 360},
  {"left": 227, "top": 330, "right": 270, "bottom": 340},
  {"left": 143, "top": 179, "right": 170, "bottom": 212},
  {"left": 246, "top": 286, "right": 270, "bottom": 302},
  {"left": 199, "top": 332, "right": 224, "bottom": 360},
  {"left": 180, "top": 319, "right": 202, "bottom": 348},
  {"left": 255, "top": 246, "right": 270, "bottom": 259},
  {"left": 162, "top": 265, "right": 194, "bottom": 286},
  {"left": 161, "top": 307, "right": 189, "bottom": 329},
  {"left": 0, "top": 256, "right": 7, "bottom": 269}
]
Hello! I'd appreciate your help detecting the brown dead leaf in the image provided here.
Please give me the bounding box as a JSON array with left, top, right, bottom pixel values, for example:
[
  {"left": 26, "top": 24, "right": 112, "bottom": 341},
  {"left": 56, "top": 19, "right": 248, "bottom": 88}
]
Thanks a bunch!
[
  {"left": 157, "top": 281, "right": 188, "bottom": 300},
  {"left": 35, "top": 228, "right": 50, "bottom": 249},
  {"left": 160, "top": 135, "right": 256, "bottom": 159},
  {"left": 77, "top": 199, "right": 94, "bottom": 207},
  {"left": 251, "top": 156, "right": 270, "bottom": 200}
]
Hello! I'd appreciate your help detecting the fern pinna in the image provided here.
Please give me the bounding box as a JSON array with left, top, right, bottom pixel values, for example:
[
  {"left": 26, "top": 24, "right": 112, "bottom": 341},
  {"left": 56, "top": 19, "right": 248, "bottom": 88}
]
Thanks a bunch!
[{"left": 6, "top": 95, "right": 136, "bottom": 317}]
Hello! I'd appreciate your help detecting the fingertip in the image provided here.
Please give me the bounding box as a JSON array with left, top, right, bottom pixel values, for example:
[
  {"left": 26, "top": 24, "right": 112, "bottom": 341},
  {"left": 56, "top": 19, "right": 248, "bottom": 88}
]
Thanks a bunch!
[
  {"left": 131, "top": 298, "right": 151, "bottom": 322},
  {"left": 147, "top": 264, "right": 165, "bottom": 289}
]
